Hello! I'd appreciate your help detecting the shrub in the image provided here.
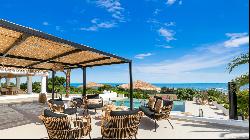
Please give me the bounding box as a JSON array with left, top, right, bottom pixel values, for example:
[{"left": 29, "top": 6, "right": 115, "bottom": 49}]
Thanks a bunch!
[
  {"left": 176, "top": 88, "right": 198, "bottom": 101},
  {"left": 237, "top": 90, "right": 249, "bottom": 118}
]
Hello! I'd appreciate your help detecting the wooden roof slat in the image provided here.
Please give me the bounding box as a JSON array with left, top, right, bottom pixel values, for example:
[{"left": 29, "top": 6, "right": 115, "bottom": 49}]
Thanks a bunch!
[
  {"left": 0, "top": 19, "right": 131, "bottom": 63},
  {"left": 0, "top": 19, "right": 131, "bottom": 71},
  {"left": 27, "top": 49, "right": 82, "bottom": 67},
  {"left": 76, "top": 56, "right": 111, "bottom": 65},
  {"left": 2, "top": 34, "right": 29, "bottom": 57}
]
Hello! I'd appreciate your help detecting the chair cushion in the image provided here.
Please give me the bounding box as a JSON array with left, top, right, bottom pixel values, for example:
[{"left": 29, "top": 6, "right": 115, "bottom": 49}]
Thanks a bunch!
[
  {"left": 44, "top": 109, "right": 67, "bottom": 118},
  {"left": 110, "top": 109, "right": 139, "bottom": 116},
  {"left": 163, "top": 100, "right": 173, "bottom": 106},
  {"left": 154, "top": 99, "right": 163, "bottom": 113},
  {"left": 73, "top": 98, "right": 83, "bottom": 108},
  {"left": 64, "top": 108, "right": 77, "bottom": 115},
  {"left": 147, "top": 97, "right": 156, "bottom": 110},
  {"left": 87, "top": 94, "right": 99, "bottom": 99},
  {"left": 48, "top": 99, "right": 64, "bottom": 106},
  {"left": 154, "top": 96, "right": 162, "bottom": 101},
  {"left": 87, "top": 103, "right": 103, "bottom": 109},
  {"left": 88, "top": 99, "right": 102, "bottom": 104},
  {"left": 139, "top": 106, "right": 154, "bottom": 119}
]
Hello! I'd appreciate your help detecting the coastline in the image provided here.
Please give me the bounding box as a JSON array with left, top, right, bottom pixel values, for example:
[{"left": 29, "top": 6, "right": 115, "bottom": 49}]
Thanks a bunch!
[{"left": 70, "top": 83, "right": 228, "bottom": 90}]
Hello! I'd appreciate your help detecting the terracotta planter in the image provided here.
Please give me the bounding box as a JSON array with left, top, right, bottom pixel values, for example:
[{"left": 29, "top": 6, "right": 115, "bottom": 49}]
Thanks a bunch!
[{"left": 39, "top": 93, "right": 47, "bottom": 104}]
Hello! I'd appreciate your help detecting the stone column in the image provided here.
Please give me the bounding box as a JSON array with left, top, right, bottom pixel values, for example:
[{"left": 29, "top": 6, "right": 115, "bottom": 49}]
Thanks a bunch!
[
  {"left": 41, "top": 76, "right": 47, "bottom": 94},
  {"left": 6, "top": 78, "right": 10, "bottom": 86},
  {"left": 16, "top": 77, "right": 21, "bottom": 89},
  {"left": 27, "top": 76, "right": 33, "bottom": 94}
]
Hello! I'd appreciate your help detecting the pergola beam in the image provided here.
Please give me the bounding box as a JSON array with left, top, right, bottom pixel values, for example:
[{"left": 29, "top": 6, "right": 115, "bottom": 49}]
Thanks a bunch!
[
  {"left": 75, "top": 56, "right": 111, "bottom": 65},
  {"left": 2, "top": 34, "right": 29, "bottom": 57},
  {"left": 0, "top": 64, "right": 51, "bottom": 71},
  {"left": 26, "top": 49, "right": 82, "bottom": 67},
  {"left": 84, "top": 61, "right": 128, "bottom": 68},
  {"left": 0, "top": 53, "right": 83, "bottom": 69}
]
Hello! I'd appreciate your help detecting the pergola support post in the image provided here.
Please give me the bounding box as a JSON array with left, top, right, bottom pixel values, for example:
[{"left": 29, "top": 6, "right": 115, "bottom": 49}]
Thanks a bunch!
[
  {"left": 27, "top": 76, "right": 32, "bottom": 94},
  {"left": 41, "top": 76, "right": 47, "bottom": 94},
  {"left": 82, "top": 67, "right": 87, "bottom": 97},
  {"left": 129, "top": 62, "right": 133, "bottom": 110},
  {"left": 52, "top": 71, "right": 55, "bottom": 100},
  {"left": 16, "top": 77, "right": 20, "bottom": 89}
]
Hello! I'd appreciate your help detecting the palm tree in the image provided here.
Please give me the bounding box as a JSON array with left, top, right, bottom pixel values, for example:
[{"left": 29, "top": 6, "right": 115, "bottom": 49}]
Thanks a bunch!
[{"left": 228, "top": 52, "right": 249, "bottom": 88}]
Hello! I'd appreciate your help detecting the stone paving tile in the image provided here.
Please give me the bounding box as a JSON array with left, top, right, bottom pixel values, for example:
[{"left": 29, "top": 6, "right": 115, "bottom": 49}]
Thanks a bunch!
[{"left": 0, "top": 102, "right": 48, "bottom": 130}]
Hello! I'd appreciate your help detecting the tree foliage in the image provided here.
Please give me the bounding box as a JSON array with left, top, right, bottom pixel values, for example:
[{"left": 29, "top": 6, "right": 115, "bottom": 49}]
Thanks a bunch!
[
  {"left": 47, "top": 76, "right": 66, "bottom": 93},
  {"left": 228, "top": 52, "right": 249, "bottom": 88},
  {"left": 228, "top": 52, "right": 249, "bottom": 73}
]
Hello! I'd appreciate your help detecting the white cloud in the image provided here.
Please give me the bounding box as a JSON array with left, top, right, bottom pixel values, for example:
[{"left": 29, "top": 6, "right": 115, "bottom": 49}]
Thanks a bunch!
[
  {"left": 42, "top": 21, "right": 49, "bottom": 26},
  {"left": 166, "top": 0, "right": 176, "bottom": 5},
  {"left": 163, "top": 45, "right": 173, "bottom": 49},
  {"left": 224, "top": 32, "right": 249, "bottom": 47},
  {"left": 135, "top": 53, "right": 153, "bottom": 59},
  {"left": 158, "top": 28, "right": 176, "bottom": 42},
  {"left": 154, "top": 9, "right": 161, "bottom": 15},
  {"left": 164, "top": 22, "right": 176, "bottom": 27},
  {"left": 91, "top": 18, "right": 99, "bottom": 24},
  {"left": 82, "top": 0, "right": 124, "bottom": 32},
  {"left": 80, "top": 19, "right": 116, "bottom": 31},
  {"left": 80, "top": 26, "right": 98, "bottom": 31},
  {"left": 134, "top": 40, "right": 245, "bottom": 82},
  {"left": 55, "top": 26, "right": 64, "bottom": 32},
  {"left": 97, "top": 22, "right": 116, "bottom": 28},
  {"left": 96, "top": 0, "right": 124, "bottom": 21},
  {"left": 226, "top": 32, "right": 248, "bottom": 39},
  {"left": 179, "top": 0, "right": 182, "bottom": 5}
]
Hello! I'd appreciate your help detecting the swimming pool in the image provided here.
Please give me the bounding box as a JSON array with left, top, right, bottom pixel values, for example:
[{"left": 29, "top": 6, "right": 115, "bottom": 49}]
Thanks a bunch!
[{"left": 113, "top": 99, "right": 185, "bottom": 112}]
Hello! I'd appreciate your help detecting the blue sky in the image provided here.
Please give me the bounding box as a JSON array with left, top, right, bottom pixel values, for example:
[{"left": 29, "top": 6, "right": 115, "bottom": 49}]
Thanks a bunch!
[{"left": 0, "top": 0, "right": 249, "bottom": 83}]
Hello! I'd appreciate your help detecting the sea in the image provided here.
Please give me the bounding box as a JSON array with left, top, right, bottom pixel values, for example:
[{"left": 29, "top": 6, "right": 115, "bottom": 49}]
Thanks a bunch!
[{"left": 69, "top": 83, "right": 249, "bottom": 93}]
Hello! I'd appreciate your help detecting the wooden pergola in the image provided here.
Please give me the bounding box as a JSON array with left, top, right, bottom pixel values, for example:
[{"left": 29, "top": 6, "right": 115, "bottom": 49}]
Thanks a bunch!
[{"left": 0, "top": 19, "right": 134, "bottom": 110}]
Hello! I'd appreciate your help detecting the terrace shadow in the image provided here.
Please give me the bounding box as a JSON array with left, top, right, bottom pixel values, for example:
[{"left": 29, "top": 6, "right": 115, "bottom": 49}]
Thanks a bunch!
[
  {"left": 139, "top": 117, "right": 159, "bottom": 131},
  {"left": 179, "top": 119, "right": 249, "bottom": 139}
]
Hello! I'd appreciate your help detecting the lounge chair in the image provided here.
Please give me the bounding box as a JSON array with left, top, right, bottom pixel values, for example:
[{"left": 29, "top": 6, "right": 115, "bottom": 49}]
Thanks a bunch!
[
  {"left": 39, "top": 109, "right": 92, "bottom": 139},
  {"left": 84, "top": 94, "right": 104, "bottom": 113},
  {"left": 101, "top": 109, "right": 144, "bottom": 139},
  {"left": 139, "top": 96, "right": 174, "bottom": 132}
]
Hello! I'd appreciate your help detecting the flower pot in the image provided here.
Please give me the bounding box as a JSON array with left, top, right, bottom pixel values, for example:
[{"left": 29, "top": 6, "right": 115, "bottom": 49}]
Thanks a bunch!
[{"left": 39, "top": 93, "right": 47, "bottom": 104}]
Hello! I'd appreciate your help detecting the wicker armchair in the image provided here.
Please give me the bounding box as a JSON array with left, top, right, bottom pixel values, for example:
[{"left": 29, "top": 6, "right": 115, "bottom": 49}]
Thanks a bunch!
[
  {"left": 101, "top": 110, "right": 144, "bottom": 139},
  {"left": 39, "top": 110, "right": 92, "bottom": 139},
  {"left": 47, "top": 99, "right": 77, "bottom": 115},
  {"left": 86, "top": 94, "right": 104, "bottom": 113},
  {"left": 139, "top": 96, "right": 174, "bottom": 132},
  {"left": 48, "top": 99, "right": 65, "bottom": 113}
]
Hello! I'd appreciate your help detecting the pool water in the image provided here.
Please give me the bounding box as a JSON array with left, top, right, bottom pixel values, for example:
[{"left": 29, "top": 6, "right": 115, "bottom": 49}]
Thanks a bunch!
[{"left": 113, "top": 99, "right": 185, "bottom": 112}]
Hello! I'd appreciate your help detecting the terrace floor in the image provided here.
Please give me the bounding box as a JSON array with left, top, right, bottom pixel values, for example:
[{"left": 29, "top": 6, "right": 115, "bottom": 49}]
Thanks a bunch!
[{"left": 0, "top": 101, "right": 248, "bottom": 139}]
